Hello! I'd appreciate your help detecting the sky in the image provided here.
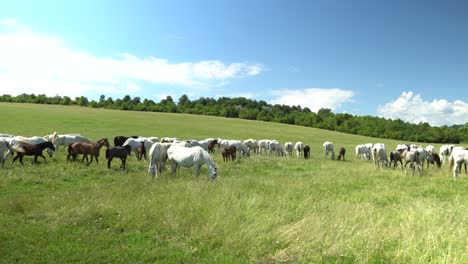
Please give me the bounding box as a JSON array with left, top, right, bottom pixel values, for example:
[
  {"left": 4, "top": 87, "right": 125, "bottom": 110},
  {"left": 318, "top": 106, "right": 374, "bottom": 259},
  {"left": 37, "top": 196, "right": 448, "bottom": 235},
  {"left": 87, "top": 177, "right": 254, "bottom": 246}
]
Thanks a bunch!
[{"left": 0, "top": 0, "right": 467, "bottom": 126}]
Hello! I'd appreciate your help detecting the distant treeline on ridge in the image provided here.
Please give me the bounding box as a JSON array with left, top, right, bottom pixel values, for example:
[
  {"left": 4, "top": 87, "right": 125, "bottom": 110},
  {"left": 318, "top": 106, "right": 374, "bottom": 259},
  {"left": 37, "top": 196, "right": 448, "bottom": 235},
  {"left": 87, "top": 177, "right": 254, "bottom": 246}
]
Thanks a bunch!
[{"left": 1, "top": 93, "right": 467, "bottom": 143}]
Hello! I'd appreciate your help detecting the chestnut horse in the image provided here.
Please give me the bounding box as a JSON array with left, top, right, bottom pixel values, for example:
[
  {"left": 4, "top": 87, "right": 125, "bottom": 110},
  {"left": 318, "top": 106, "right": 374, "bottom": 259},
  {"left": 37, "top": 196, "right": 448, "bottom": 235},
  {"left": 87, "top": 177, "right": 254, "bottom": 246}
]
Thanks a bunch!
[{"left": 67, "top": 138, "right": 110, "bottom": 165}]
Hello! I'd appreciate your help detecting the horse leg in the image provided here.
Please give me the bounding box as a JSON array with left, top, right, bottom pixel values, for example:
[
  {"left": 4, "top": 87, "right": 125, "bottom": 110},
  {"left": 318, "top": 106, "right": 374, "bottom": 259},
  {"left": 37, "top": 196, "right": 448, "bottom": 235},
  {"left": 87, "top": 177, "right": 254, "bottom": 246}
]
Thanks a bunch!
[
  {"left": 87, "top": 156, "right": 94, "bottom": 166},
  {"left": 171, "top": 162, "right": 177, "bottom": 176},
  {"left": 194, "top": 165, "right": 201, "bottom": 177},
  {"left": 33, "top": 155, "right": 38, "bottom": 164},
  {"left": 10, "top": 154, "right": 20, "bottom": 167},
  {"left": 107, "top": 157, "right": 112, "bottom": 169},
  {"left": 121, "top": 157, "right": 126, "bottom": 170},
  {"left": 40, "top": 154, "right": 46, "bottom": 163}
]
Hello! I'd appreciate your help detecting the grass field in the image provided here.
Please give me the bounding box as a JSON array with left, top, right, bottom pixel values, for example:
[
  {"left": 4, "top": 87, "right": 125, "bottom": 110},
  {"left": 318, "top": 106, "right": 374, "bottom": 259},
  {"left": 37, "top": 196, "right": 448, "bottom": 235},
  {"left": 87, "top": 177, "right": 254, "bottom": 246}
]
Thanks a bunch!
[{"left": 1, "top": 103, "right": 468, "bottom": 263}]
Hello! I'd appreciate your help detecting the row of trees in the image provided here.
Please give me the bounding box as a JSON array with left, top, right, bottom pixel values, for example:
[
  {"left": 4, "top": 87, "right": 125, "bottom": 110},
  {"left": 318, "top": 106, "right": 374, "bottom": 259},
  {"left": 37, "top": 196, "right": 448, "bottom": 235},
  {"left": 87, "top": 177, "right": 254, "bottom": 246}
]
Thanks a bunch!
[{"left": 1, "top": 93, "right": 467, "bottom": 143}]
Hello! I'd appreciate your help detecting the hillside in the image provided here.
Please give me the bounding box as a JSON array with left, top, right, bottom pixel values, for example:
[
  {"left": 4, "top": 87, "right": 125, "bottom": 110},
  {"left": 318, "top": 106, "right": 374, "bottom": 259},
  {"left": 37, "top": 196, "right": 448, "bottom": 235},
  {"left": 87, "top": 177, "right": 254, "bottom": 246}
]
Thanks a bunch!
[{"left": 1, "top": 103, "right": 468, "bottom": 263}]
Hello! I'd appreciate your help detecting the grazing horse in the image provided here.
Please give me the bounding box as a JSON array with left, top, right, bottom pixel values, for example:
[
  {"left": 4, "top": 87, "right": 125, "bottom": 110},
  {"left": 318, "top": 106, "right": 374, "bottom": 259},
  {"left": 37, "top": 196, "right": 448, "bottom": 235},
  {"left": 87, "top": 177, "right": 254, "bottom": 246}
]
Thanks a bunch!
[
  {"left": 429, "top": 153, "right": 442, "bottom": 168},
  {"left": 0, "top": 140, "right": 14, "bottom": 167},
  {"left": 207, "top": 139, "right": 220, "bottom": 154},
  {"left": 221, "top": 146, "right": 237, "bottom": 162},
  {"left": 337, "top": 147, "right": 346, "bottom": 161},
  {"left": 284, "top": 142, "right": 293, "bottom": 157},
  {"left": 389, "top": 151, "right": 403, "bottom": 169},
  {"left": 439, "top": 144, "right": 455, "bottom": 164},
  {"left": 448, "top": 148, "right": 468, "bottom": 179},
  {"left": 105, "top": 145, "right": 132, "bottom": 169},
  {"left": 114, "top": 136, "right": 139, "bottom": 147},
  {"left": 243, "top": 139, "right": 258, "bottom": 155},
  {"left": 295, "top": 142, "right": 304, "bottom": 158},
  {"left": 67, "top": 138, "right": 110, "bottom": 165},
  {"left": 167, "top": 145, "right": 217, "bottom": 180},
  {"left": 372, "top": 144, "right": 388, "bottom": 168},
  {"left": 323, "top": 142, "right": 335, "bottom": 160},
  {"left": 303, "top": 145, "right": 310, "bottom": 159},
  {"left": 402, "top": 150, "right": 421, "bottom": 176},
  {"left": 148, "top": 143, "right": 169, "bottom": 178},
  {"left": 10, "top": 141, "right": 55, "bottom": 166},
  {"left": 425, "top": 145, "right": 435, "bottom": 154},
  {"left": 355, "top": 144, "right": 370, "bottom": 160},
  {"left": 136, "top": 141, "right": 147, "bottom": 161}
]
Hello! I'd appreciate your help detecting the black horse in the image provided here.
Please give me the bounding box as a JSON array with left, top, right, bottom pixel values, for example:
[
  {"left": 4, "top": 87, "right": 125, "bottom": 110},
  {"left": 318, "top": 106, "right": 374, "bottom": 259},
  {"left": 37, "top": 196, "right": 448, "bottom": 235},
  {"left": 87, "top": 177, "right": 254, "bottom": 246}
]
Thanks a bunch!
[
  {"left": 304, "top": 145, "right": 310, "bottom": 159},
  {"left": 113, "top": 136, "right": 139, "bottom": 147},
  {"left": 106, "top": 145, "right": 132, "bottom": 169}
]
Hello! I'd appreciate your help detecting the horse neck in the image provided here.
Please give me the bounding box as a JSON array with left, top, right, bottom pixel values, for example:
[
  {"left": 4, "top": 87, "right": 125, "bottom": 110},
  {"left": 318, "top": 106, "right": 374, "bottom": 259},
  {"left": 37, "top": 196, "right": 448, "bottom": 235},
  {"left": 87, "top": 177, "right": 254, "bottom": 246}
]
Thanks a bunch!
[
  {"left": 95, "top": 140, "right": 108, "bottom": 149},
  {"left": 203, "top": 151, "right": 215, "bottom": 169}
]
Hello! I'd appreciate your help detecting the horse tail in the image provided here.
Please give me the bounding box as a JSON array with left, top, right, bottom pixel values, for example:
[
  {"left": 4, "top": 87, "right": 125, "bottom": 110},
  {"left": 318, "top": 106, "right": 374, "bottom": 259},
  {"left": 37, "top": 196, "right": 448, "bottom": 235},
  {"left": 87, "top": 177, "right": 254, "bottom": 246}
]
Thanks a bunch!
[
  {"left": 448, "top": 154, "right": 454, "bottom": 174},
  {"left": 148, "top": 145, "right": 156, "bottom": 176}
]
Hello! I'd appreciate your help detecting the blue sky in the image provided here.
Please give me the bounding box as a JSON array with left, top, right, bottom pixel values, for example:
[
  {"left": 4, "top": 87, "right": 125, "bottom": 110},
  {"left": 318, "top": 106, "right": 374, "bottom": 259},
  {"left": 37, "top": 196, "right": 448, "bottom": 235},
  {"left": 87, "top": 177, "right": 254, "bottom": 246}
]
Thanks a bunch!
[{"left": 0, "top": 0, "right": 467, "bottom": 126}]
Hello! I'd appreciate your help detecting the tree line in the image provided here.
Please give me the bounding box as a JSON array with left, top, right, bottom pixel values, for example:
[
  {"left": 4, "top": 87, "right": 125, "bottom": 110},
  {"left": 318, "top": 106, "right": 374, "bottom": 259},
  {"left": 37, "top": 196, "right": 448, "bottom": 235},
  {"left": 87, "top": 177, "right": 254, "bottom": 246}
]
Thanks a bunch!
[{"left": 1, "top": 93, "right": 467, "bottom": 143}]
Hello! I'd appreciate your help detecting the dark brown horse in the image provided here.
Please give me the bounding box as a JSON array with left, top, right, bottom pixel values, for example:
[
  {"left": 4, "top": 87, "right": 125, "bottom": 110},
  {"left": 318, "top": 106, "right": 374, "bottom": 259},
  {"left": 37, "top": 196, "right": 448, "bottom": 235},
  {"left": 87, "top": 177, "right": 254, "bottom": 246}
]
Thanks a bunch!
[
  {"left": 10, "top": 141, "right": 55, "bottom": 166},
  {"left": 429, "top": 153, "right": 441, "bottom": 168},
  {"left": 221, "top": 146, "right": 236, "bottom": 162},
  {"left": 67, "top": 138, "right": 110, "bottom": 165},
  {"left": 389, "top": 151, "right": 403, "bottom": 169},
  {"left": 207, "top": 139, "right": 220, "bottom": 154},
  {"left": 337, "top": 147, "right": 346, "bottom": 161},
  {"left": 304, "top": 145, "right": 310, "bottom": 159},
  {"left": 105, "top": 145, "right": 132, "bottom": 169}
]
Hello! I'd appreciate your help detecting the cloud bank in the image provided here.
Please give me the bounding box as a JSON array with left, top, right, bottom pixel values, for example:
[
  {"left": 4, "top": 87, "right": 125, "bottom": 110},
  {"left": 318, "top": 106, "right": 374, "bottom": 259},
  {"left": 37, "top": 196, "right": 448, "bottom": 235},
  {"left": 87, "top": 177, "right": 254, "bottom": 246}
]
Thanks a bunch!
[
  {"left": 0, "top": 19, "right": 263, "bottom": 98},
  {"left": 377, "top": 91, "right": 468, "bottom": 126},
  {"left": 270, "top": 88, "right": 354, "bottom": 112}
]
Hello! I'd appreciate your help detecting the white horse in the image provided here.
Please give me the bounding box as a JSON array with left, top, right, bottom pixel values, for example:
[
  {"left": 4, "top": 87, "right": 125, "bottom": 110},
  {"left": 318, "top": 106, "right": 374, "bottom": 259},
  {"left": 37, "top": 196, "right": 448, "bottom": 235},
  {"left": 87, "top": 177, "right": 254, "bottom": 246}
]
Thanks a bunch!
[
  {"left": 122, "top": 137, "right": 156, "bottom": 157},
  {"left": 268, "top": 140, "right": 283, "bottom": 156},
  {"left": 243, "top": 139, "right": 259, "bottom": 155},
  {"left": 148, "top": 143, "right": 169, "bottom": 178},
  {"left": 258, "top": 139, "right": 271, "bottom": 155},
  {"left": 402, "top": 149, "right": 422, "bottom": 175},
  {"left": 220, "top": 139, "right": 250, "bottom": 157},
  {"left": 425, "top": 145, "right": 435, "bottom": 154},
  {"left": 295, "top": 141, "right": 304, "bottom": 158},
  {"left": 188, "top": 139, "right": 210, "bottom": 150},
  {"left": 449, "top": 147, "right": 468, "bottom": 179},
  {"left": 323, "top": 142, "right": 335, "bottom": 159},
  {"left": 167, "top": 145, "right": 217, "bottom": 180},
  {"left": 52, "top": 133, "right": 91, "bottom": 152},
  {"left": 0, "top": 140, "right": 14, "bottom": 167},
  {"left": 355, "top": 144, "right": 370, "bottom": 160},
  {"left": 284, "top": 142, "right": 293, "bottom": 157},
  {"left": 372, "top": 144, "right": 388, "bottom": 168},
  {"left": 439, "top": 145, "right": 455, "bottom": 164}
]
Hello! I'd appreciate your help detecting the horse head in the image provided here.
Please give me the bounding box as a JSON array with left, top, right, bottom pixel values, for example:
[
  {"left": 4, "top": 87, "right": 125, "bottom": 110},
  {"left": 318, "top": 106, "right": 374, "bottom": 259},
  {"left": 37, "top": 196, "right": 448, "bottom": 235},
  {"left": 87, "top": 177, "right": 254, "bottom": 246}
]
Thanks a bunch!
[{"left": 209, "top": 167, "right": 218, "bottom": 180}]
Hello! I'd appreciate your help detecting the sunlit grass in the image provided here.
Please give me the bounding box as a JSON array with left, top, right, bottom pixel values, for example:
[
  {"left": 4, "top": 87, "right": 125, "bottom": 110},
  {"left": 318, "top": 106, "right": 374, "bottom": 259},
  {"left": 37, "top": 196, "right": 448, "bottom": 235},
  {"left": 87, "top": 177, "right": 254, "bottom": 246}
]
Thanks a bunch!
[{"left": 1, "top": 103, "right": 468, "bottom": 263}]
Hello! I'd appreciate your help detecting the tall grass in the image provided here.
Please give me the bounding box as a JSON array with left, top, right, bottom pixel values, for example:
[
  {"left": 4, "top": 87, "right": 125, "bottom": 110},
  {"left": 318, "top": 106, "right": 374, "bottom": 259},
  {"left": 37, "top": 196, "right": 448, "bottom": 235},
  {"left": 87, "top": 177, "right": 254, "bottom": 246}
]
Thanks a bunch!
[{"left": 1, "top": 103, "right": 468, "bottom": 263}]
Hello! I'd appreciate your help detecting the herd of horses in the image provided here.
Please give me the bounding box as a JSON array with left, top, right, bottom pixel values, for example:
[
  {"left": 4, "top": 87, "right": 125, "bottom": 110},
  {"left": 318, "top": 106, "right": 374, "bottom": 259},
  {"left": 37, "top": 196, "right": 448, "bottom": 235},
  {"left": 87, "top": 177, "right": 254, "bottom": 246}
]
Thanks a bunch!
[{"left": 0, "top": 132, "right": 467, "bottom": 180}]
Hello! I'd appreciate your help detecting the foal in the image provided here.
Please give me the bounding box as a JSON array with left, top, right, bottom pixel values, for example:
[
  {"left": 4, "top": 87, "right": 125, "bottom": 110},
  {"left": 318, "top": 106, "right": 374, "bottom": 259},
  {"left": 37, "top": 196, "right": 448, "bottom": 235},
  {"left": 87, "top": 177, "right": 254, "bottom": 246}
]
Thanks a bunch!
[
  {"left": 337, "top": 147, "right": 346, "bottom": 161},
  {"left": 136, "top": 141, "right": 147, "bottom": 161},
  {"left": 221, "top": 146, "right": 236, "bottom": 162},
  {"left": 106, "top": 145, "right": 132, "bottom": 169}
]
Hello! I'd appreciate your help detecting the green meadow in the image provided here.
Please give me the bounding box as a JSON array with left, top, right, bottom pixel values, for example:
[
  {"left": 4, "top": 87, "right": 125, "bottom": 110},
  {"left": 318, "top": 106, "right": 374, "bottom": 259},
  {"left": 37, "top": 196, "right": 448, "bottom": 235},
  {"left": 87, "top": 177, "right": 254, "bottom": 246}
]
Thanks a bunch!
[{"left": 1, "top": 103, "right": 467, "bottom": 263}]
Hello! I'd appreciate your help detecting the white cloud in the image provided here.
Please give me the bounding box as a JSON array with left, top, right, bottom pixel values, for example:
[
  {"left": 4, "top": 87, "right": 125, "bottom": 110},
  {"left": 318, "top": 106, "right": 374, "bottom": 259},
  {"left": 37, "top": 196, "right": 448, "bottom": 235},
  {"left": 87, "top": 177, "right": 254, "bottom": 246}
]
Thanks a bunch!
[
  {"left": 270, "top": 88, "right": 354, "bottom": 112},
  {"left": 0, "top": 20, "right": 264, "bottom": 98},
  {"left": 377, "top": 91, "right": 468, "bottom": 126}
]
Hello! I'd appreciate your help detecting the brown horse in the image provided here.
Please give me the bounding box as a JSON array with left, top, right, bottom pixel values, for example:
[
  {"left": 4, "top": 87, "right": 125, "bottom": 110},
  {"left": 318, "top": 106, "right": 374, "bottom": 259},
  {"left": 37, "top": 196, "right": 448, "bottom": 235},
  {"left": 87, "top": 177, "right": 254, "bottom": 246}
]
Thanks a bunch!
[
  {"left": 221, "top": 146, "right": 236, "bottom": 162},
  {"left": 10, "top": 141, "right": 55, "bottom": 166},
  {"left": 337, "top": 147, "right": 346, "bottom": 161},
  {"left": 136, "top": 141, "right": 146, "bottom": 161},
  {"left": 389, "top": 151, "right": 404, "bottom": 169},
  {"left": 207, "top": 139, "right": 220, "bottom": 154},
  {"left": 67, "top": 138, "right": 110, "bottom": 165}
]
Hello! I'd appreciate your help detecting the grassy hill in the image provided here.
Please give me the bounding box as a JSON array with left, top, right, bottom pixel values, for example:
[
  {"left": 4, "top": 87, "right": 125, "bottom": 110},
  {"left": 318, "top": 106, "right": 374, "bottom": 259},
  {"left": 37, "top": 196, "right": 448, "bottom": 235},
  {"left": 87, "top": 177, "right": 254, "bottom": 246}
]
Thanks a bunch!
[{"left": 1, "top": 103, "right": 467, "bottom": 263}]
